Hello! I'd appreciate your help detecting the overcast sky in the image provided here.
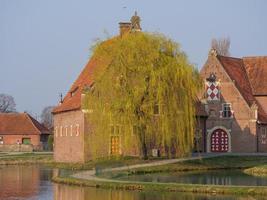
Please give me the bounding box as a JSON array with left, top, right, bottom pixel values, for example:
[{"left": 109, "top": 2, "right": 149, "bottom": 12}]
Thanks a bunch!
[{"left": 1, "top": 0, "right": 267, "bottom": 119}]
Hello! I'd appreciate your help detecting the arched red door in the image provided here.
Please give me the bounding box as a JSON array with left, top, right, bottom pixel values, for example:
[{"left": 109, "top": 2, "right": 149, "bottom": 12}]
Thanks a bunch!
[{"left": 210, "top": 129, "right": 229, "bottom": 152}]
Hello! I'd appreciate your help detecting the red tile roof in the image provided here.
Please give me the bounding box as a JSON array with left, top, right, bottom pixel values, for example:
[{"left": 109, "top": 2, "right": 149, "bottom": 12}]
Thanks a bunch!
[
  {"left": 0, "top": 113, "right": 50, "bottom": 135},
  {"left": 217, "top": 55, "right": 255, "bottom": 106},
  {"left": 52, "top": 38, "right": 116, "bottom": 114},
  {"left": 217, "top": 55, "right": 267, "bottom": 124},
  {"left": 243, "top": 56, "right": 267, "bottom": 96}
]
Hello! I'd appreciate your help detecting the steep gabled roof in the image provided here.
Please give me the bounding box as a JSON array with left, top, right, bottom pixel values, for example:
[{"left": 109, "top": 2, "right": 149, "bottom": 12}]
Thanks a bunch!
[
  {"left": 52, "top": 58, "right": 98, "bottom": 114},
  {"left": 243, "top": 56, "right": 267, "bottom": 96},
  {"left": 216, "top": 55, "right": 267, "bottom": 124},
  {"left": 52, "top": 38, "right": 116, "bottom": 114},
  {"left": 0, "top": 113, "right": 49, "bottom": 135},
  {"left": 217, "top": 55, "right": 255, "bottom": 106}
]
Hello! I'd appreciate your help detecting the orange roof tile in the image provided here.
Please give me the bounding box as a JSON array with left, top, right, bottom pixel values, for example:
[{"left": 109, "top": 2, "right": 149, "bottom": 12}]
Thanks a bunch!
[
  {"left": 52, "top": 38, "right": 116, "bottom": 114},
  {"left": 217, "top": 55, "right": 267, "bottom": 124},
  {"left": 243, "top": 56, "right": 267, "bottom": 96},
  {"left": 0, "top": 113, "right": 49, "bottom": 135}
]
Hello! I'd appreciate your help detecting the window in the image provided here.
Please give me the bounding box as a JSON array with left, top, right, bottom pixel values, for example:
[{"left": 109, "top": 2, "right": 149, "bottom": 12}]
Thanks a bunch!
[
  {"left": 110, "top": 125, "right": 121, "bottom": 135},
  {"left": 222, "top": 103, "right": 232, "bottom": 118},
  {"left": 65, "top": 126, "right": 68, "bottom": 136},
  {"left": 75, "top": 124, "right": 80, "bottom": 136},
  {"left": 0, "top": 136, "right": 3, "bottom": 144},
  {"left": 154, "top": 104, "right": 160, "bottom": 115},
  {"left": 22, "top": 138, "right": 31, "bottom": 145},
  {"left": 70, "top": 87, "right": 78, "bottom": 97},
  {"left": 132, "top": 125, "right": 139, "bottom": 136},
  {"left": 70, "top": 125, "right": 73, "bottom": 136},
  {"left": 60, "top": 126, "right": 63, "bottom": 137},
  {"left": 261, "top": 127, "right": 267, "bottom": 144},
  {"left": 55, "top": 127, "right": 58, "bottom": 137},
  {"left": 209, "top": 109, "right": 216, "bottom": 117}
]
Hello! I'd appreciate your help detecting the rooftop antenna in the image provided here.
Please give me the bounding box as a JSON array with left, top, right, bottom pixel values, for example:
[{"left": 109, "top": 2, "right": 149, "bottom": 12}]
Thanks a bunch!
[{"left": 59, "top": 93, "right": 63, "bottom": 104}]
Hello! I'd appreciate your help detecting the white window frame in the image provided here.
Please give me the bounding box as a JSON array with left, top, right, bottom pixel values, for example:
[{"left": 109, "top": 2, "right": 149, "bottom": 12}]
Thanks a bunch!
[{"left": 220, "top": 103, "right": 233, "bottom": 118}]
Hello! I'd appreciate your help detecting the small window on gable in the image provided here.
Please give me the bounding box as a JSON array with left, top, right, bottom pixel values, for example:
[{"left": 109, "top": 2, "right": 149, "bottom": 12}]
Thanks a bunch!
[
  {"left": 221, "top": 103, "right": 232, "bottom": 118},
  {"left": 206, "top": 73, "right": 220, "bottom": 101}
]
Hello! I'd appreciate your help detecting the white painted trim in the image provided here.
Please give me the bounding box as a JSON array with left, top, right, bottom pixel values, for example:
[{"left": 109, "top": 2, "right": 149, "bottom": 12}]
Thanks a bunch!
[{"left": 207, "top": 126, "right": 231, "bottom": 153}]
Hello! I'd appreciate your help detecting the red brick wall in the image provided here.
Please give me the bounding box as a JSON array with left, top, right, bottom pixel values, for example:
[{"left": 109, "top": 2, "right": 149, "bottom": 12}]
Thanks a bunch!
[
  {"left": 53, "top": 110, "right": 85, "bottom": 163},
  {"left": 200, "top": 55, "right": 258, "bottom": 153},
  {"left": 0, "top": 135, "right": 40, "bottom": 146}
]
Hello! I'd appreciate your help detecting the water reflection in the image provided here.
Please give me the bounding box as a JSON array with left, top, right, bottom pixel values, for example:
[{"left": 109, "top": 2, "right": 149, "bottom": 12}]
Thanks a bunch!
[
  {"left": 54, "top": 184, "right": 267, "bottom": 200},
  {"left": 1, "top": 165, "right": 267, "bottom": 200},
  {"left": 116, "top": 170, "right": 267, "bottom": 186}
]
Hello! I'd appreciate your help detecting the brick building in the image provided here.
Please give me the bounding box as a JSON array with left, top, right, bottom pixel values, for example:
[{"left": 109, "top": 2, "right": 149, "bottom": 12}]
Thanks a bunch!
[
  {"left": 0, "top": 113, "right": 50, "bottom": 151},
  {"left": 52, "top": 16, "right": 267, "bottom": 163},
  {"left": 198, "top": 49, "right": 267, "bottom": 153},
  {"left": 53, "top": 14, "right": 144, "bottom": 162}
]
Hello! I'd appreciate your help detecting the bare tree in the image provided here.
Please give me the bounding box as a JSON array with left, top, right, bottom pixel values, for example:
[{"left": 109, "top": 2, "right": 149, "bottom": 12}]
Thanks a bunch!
[
  {"left": 211, "top": 37, "right": 231, "bottom": 56},
  {"left": 0, "top": 94, "right": 16, "bottom": 113},
  {"left": 40, "top": 106, "right": 55, "bottom": 129}
]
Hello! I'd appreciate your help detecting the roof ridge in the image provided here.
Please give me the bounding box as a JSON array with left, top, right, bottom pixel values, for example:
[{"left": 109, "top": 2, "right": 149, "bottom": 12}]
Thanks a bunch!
[
  {"left": 217, "top": 55, "right": 242, "bottom": 60},
  {"left": 25, "top": 113, "right": 43, "bottom": 134},
  {"left": 243, "top": 56, "right": 267, "bottom": 59}
]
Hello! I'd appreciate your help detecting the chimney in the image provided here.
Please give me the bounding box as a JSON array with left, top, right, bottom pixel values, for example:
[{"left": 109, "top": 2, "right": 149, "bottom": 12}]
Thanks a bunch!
[{"left": 119, "top": 22, "right": 132, "bottom": 36}]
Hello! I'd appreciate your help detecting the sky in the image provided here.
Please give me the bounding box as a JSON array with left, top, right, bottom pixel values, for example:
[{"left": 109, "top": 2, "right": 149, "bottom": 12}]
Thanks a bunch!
[{"left": 1, "top": 0, "right": 267, "bottom": 119}]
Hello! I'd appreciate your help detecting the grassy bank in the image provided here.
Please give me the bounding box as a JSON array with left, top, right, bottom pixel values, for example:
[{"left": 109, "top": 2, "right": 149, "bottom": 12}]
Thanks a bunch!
[
  {"left": 46, "top": 156, "right": 164, "bottom": 170},
  {"left": 0, "top": 152, "right": 54, "bottom": 165},
  {"left": 0, "top": 153, "right": 158, "bottom": 170},
  {"left": 51, "top": 155, "right": 267, "bottom": 196},
  {"left": 123, "top": 155, "right": 267, "bottom": 175},
  {"left": 52, "top": 175, "right": 267, "bottom": 196}
]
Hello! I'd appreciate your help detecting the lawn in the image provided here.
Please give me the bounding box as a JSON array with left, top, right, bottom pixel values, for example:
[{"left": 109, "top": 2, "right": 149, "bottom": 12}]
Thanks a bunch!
[{"left": 0, "top": 152, "right": 53, "bottom": 165}]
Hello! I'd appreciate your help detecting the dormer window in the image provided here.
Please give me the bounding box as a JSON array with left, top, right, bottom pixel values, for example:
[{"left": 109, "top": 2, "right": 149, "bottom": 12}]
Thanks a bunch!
[
  {"left": 206, "top": 73, "right": 220, "bottom": 101},
  {"left": 70, "top": 87, "right": 78, "bottom": 97}
]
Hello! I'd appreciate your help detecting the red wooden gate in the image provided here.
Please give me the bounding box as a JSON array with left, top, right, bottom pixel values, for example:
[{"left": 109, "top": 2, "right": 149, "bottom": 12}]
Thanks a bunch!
[{"left": 210, "top": 129, "right": 229, "bottom": 152}]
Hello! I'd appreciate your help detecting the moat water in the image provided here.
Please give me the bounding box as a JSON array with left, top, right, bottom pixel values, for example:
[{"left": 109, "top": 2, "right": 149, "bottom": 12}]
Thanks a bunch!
[
  {"left": 1, "top": 165, "right": 267, "bottom": 200},
  {"left": 115, "top": 169, "right": 267, "bottom": 186}
]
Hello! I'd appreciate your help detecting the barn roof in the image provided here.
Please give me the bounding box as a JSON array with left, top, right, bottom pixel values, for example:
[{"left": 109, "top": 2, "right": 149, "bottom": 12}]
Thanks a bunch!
[{"left": 0, "top": 113, "right": 50, "bottom": 135}]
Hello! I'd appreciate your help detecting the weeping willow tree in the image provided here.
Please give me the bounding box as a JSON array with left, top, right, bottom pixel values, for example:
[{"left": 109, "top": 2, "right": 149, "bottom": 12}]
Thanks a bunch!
[{"left": 83, "top": 32, "right": 202, "bottom": 159}]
